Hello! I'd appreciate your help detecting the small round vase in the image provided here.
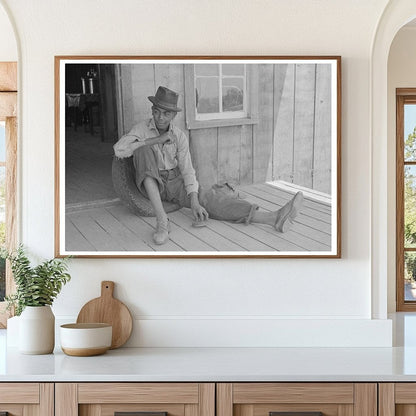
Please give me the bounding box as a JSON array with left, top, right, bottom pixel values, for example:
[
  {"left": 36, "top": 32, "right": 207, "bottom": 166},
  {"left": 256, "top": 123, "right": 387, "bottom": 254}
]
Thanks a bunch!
[{"left": 19, "top": 305, "right": 55, "bottom": 354}]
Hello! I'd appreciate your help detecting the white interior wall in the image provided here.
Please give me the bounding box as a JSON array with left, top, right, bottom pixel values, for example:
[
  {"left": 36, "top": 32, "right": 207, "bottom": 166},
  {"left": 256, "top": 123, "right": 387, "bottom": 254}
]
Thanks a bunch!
[
  {"left": 387, "top": 26, "right": 416, "bottom": 312},
  {"left": 0, "top": 3, "right": 16, "bottom": 61},
  {"left": 0, "top": 0, "right": 394, "bottom": 347}
]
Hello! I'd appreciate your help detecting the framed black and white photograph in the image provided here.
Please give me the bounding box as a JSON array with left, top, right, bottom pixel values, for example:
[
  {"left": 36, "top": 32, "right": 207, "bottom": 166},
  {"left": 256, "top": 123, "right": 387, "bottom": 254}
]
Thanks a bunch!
[{"left": 55, "top": 56, "right": 341, "bottom": 258}]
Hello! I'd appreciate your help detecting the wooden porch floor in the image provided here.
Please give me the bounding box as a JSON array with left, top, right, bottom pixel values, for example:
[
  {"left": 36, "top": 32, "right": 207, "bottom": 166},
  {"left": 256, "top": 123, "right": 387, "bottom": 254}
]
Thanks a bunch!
[{"left": 65, "top": 181, "right": 332, "bottom": 254}]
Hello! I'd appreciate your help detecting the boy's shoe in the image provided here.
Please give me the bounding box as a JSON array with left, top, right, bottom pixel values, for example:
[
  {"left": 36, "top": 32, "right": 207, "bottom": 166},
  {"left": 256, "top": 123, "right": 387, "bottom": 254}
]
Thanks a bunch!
[
  {"left": 153, "top": 218, "right": 170, "bottom": 245},
  {"left": 275, "top": 191, "right": 304, "bottom": 233}
]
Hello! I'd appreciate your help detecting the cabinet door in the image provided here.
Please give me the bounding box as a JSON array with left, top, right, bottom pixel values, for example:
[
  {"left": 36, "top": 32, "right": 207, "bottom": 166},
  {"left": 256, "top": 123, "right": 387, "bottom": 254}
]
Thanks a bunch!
[
  {"left": 379, "top": 383, "right": 416, "bottom": 416},
  {"left": 217, "top": 383, "right": 377, "bottom": 416},
  {"left": 55, "top": 383, "right": 215, "bottom": 416},
  {"left": 0, "top": 383, "right": 53, "bottom": 415}
]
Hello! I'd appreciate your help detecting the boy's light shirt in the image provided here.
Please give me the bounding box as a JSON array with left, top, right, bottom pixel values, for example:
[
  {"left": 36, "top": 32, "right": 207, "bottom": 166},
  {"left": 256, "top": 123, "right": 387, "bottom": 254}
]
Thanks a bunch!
[{"left": 114, "top": 118, "right": 199, "bottom": 195}]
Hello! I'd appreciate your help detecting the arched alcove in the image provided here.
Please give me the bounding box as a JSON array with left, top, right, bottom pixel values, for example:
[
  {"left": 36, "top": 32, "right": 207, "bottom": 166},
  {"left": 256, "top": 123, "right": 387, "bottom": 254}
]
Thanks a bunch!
[
  {"left": 371, "top": 0, "right": 416, "bottom": 318},
  {"left": 387, "top": 21, "right": 416, "bottom": 313},
  {"left": 0, "top": 1, "right": 18, "bottom": 327}
]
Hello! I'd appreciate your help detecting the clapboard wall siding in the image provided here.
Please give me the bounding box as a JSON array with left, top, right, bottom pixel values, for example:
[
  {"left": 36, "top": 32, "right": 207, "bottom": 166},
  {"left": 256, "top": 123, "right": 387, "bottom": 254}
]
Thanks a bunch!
[
  {"left": 313, "top": 64, "right": 332, "bottom": 194},
  {"left": 218, "top": 126, "right": 243, "bottom": 185},
  {"left": 189, "top": 128, "right": 218, "bottom": 188},
  {"left": 293, "top": 64, "right": 316, "bottom": 189},
  {"left": 273, "top": 64, "right": 294, "bottom": 186},
  {"left": 119, "top": 63, "right": 331, "bottom": 193},
  {"left": 240, "top": 124, "right": 253, "bottom": 185},
  {"left": 253, "top": 64, "right": 275, "bottom": 184},
  {"left": 273, "top": 64, "right": 332, "bottom": 193}
]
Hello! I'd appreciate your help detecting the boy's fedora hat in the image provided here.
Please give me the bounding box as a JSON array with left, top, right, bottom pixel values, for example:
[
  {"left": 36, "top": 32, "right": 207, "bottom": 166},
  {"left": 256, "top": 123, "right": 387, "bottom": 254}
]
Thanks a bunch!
[{"left": 148, "top": 86, "right": 182, "bottom": 112}]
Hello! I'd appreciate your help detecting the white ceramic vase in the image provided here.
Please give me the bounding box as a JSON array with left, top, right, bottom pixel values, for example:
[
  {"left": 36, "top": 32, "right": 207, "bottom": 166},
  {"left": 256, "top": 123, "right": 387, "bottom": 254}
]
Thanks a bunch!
[
  {"left": 6, "top": 315, "right": 20, "bottom": 347},
  {"left": 19, "top": 305, "right": 55, "bottom": 354}
]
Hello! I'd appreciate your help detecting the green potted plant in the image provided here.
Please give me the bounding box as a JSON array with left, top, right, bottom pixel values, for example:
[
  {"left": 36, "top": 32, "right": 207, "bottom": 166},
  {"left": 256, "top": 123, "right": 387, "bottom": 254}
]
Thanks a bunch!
[{"left": 4, "top": 245, "right": 71, "bottom": 354}]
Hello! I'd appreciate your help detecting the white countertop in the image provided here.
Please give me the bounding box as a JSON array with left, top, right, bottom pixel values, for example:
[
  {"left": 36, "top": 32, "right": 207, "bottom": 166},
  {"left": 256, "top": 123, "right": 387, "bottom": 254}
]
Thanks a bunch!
[{"left": 2, "top": 345, "right": 416, "bottom": 382}]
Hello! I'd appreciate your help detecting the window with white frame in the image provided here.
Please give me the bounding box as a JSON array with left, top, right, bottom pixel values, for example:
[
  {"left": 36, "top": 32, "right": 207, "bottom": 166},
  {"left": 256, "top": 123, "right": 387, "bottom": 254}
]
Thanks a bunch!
[
  {"left": 185, "top": 63, "right": 258, "bottom": 130},
  {"left": 194, "top": 64, "right": 247, "bottom": 120}
]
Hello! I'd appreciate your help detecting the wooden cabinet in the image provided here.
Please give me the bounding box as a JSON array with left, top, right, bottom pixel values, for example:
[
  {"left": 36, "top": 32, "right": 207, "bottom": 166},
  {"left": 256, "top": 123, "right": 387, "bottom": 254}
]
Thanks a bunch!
[
  {"left": 0, "top": 383, "right": 53, "bottom": 415},
  {"left": 379, "top": 383, "right": 416, "bottom": 416},
  {"left": 55, "top": 383, "right": 215, "bottom": 416},
  {"left": 0, "top": 381, "right": 411, "bottom": 416},
  {"left": 54, "top": 382, "right": 378, "bottom": 416},
  {"left": 217, "top": 383, "right": 377, "bottom": 416}
]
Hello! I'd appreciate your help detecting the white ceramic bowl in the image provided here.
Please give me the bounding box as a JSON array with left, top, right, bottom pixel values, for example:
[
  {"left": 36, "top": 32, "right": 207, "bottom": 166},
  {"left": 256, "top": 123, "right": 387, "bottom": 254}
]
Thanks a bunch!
[{"left": 60, "top": 323, "right": 112, "bottom": 356}]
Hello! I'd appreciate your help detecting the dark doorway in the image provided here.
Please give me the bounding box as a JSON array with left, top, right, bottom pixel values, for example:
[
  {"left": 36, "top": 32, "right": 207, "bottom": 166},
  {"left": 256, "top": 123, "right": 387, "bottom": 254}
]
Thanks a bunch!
[{"left": 65, "top": 64, "right": 119, "bottom": 206}]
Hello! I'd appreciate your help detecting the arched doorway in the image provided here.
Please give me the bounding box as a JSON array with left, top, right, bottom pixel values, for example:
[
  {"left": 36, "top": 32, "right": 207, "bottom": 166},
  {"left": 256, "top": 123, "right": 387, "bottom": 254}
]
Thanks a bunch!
[
  {"left": 0, "top": 0, "right": 18, "bottom": 326},
  {"left": 371, "top": 0, "right": 416, "bottom": 318}
]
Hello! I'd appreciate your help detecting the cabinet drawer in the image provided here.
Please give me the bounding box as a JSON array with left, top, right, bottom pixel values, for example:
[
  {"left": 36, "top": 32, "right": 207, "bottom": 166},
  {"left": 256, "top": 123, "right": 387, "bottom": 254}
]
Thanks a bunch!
[
  {"left": 0, "top": 383, "right": 53, "bottom": 415},
  {"left": 56, "top": 383, "right": 215, "bottom": 416},
  {"left": 78, "top": 383, "right": 200, "bottom": 404},
  {"left": 218, "top": 383, "right": 376, "bottom": 416},
  {"left": 0, "top": 383, "right": 39, "bottom": 403}
]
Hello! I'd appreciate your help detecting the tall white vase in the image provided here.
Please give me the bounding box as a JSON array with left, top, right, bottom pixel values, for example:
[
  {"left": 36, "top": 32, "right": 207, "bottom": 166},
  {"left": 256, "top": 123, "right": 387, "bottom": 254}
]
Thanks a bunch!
[
  {"left": 19, "top": 306, "right": 55, "bottom": 354},
  {"left": 6, "top": 315, "right": 20, "bottom": 347}
]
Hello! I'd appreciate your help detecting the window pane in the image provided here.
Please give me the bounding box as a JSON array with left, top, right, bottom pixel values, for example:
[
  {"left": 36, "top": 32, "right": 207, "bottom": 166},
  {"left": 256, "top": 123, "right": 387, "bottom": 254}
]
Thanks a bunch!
[
  {"left": 405, "top": 165, "right": 416, "bottom": 247},
  {"left": 222, "top": 78, "right": 244, "bottom": 112},
  {"left": 222, "top": 64, "right": 245, "bottom": 76},
  {"left": 0, "top": 164, "right": 5, "bottom": 301},
  {"left": 405, "top": 164, "right": 416, "bottom": 247},
  {"left": 405, "top": 252, "right": 416, "bottom": 301},
  {"left": 405, "top": 104, "right": 416, "bottom": 162},
  {"left": 196, "top": 78, "right": 219, "bottom": 114},
  {"left": 0, "top": 256, "right": 4, "bottom": 301},
  {"left": 0, "top": 122, "right": 5, "bottom": 163},
  {"left": 195, "top": 64, "right": 219, "bottom": 77}
]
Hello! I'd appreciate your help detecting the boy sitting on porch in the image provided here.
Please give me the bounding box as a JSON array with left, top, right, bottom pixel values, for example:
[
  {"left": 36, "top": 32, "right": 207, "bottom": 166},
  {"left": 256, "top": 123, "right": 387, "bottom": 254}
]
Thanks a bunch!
[{"left": 114, "top": 86, "right": 304, "bottom": 245}]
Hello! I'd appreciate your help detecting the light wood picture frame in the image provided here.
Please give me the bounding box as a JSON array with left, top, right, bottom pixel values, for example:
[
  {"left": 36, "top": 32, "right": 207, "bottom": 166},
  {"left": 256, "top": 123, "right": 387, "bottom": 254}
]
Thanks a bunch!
[{"left": 55, "top": 56, "right": 341, "bottom": 258}]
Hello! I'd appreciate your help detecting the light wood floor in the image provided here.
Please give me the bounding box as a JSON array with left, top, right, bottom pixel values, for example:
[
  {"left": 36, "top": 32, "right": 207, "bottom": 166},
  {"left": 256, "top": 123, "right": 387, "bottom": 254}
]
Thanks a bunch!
[{"left": 65, "top": 182, "right": 332, "bottom": 254}]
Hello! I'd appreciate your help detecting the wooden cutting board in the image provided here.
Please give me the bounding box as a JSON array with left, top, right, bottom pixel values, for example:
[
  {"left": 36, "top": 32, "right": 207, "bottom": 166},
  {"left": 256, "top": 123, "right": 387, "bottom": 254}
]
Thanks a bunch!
[{"left": 76, "top": 281, "right": 133, "bottom": 349}]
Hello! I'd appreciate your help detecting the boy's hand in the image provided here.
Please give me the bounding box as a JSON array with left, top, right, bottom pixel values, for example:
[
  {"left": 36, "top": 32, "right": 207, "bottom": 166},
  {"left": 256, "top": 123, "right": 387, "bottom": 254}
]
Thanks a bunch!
[
  {"left": 158, "top": 132, "right": 172, "bottom": 145},
  {"left": 190, "top": 193, "right": 209, "bottom": 222}
]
